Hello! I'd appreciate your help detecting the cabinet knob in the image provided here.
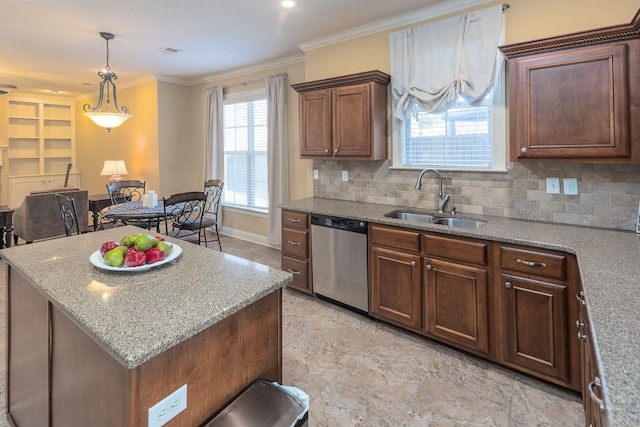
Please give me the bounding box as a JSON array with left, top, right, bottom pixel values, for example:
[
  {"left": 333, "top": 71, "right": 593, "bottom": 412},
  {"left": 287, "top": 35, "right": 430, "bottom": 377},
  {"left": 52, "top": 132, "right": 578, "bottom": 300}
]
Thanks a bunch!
[
  {"left": 324, "top": 149, "right": 329, "bottom": 154},
  {"left": 334, "top": 149, "right": 339, "bottom": 154},
  {"left": 520, "top": 147, "right": 528, "bottom": 154},
  {"left": 504, "top": 281, "right": 513, "bottom": 289},
  {"left": 425, "top": 263, "right": 431, "bottom": 270}
]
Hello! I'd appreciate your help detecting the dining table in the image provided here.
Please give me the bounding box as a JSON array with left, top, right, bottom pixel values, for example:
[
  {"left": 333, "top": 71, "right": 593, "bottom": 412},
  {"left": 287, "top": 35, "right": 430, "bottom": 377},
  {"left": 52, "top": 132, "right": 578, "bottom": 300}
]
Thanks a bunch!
[{"left": 102, "top": 201, "right": 171, "bottom": 232}]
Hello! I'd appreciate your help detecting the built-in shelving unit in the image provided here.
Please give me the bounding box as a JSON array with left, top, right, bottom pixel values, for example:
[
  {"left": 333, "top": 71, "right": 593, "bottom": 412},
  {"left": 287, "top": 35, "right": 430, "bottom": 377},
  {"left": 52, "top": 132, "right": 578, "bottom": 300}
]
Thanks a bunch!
[{"left": 7, "top": 97, "right": 79, "bottom": 207}]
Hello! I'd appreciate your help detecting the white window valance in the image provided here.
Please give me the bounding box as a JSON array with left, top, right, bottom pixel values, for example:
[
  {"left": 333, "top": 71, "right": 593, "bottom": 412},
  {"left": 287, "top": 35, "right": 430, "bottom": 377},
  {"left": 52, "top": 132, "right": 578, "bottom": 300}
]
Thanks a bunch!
[{"left": 390, "top": 5, "right": 504, "bottom": 121}]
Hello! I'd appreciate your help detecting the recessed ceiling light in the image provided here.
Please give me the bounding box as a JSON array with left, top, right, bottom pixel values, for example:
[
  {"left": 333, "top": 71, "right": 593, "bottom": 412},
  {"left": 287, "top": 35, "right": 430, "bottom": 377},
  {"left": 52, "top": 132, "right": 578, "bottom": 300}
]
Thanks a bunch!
[{"left": 278, "top": 0, "right": 296, "bottom": 8}]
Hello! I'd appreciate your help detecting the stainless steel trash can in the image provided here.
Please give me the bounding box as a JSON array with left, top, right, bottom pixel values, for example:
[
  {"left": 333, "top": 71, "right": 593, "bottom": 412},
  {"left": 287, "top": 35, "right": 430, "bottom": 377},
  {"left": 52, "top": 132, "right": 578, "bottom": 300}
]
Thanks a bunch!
[{"left": 203, "top": 380, "right": 308, "bottom": 427}]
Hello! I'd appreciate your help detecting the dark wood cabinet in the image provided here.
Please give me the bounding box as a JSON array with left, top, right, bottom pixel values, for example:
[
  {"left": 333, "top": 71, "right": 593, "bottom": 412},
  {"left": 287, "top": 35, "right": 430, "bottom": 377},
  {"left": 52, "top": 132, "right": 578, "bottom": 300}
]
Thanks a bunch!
[
  {"left": 498, "top": 245, "right": 580, "bottom": 391},
  {"left": 577, "top": 291, "right": 609, "bottom": 427},
  {"left": 369, "top": 225, "right": 422, "bottom": 331},
  {"left": 423, "top": 234, "right": 490, "bottom": 355},
  {"left": 424, "top": 258, "right": 489, "bottom": 354},
  {"left": 292, "top": 70, "right": 390, "bottom": 160},
  {"left": 500, "top": 10, "right": 640, "bottom": 163},
  {"left": 281, "top": 210, "right": 313, "bottom": 295}
]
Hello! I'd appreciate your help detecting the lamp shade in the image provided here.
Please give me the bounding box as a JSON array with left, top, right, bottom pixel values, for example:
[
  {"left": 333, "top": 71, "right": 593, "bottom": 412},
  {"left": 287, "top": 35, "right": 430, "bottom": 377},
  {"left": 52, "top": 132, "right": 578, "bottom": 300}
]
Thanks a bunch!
[
  {"left": 84, "top": 112, "right": 132, "bottom": 131},
  {"left": 101, "top": 159, "right": 129, "bottom": 176}
]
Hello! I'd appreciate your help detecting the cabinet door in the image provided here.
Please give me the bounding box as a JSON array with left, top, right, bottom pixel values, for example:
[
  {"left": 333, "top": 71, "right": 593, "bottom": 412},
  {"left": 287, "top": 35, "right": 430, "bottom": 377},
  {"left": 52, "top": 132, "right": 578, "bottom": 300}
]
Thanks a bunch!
[
  {"left": 332, "top": 84, "right": 371, "bottom": 158},
  {"left": 9, "top": 176, "right": 46, "bottom": 208},
  {"left": 424, "top": 258, "right": 489, "bottom": 354},
  {"left": 370, "top": 246, "right": 421, "bottom": 330},
  {"left": 512, "top": 43, "right": 629, "bottom": 160},
  {"left": 502, "top": 274, "right": 568, "bottom": 381},
  {"left": 299, "top": 90, "right": 332, "bottom": 157}
]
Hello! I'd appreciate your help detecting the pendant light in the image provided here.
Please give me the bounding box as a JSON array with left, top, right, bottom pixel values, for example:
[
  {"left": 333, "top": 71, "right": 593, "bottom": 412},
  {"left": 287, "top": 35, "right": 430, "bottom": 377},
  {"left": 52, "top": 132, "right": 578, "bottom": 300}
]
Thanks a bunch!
[{"left": 83, "top": 32, "right": 132, "bottom": 132}]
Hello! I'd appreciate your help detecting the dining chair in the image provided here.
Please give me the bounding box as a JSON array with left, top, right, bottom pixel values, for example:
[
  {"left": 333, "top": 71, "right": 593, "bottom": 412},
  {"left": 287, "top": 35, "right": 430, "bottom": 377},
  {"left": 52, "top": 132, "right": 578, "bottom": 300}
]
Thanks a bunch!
[
  {"left": 162, "top": 191, "right": 207, "bottom": 245},
  {"left": 199, "top": 180, "right": 224, "bottom": 251},
  {"left": 104, "top": 180, "right": 155, "bottom": 230},
  {"left": 55, "top": 193, "right": 80, "bottom": 237}
]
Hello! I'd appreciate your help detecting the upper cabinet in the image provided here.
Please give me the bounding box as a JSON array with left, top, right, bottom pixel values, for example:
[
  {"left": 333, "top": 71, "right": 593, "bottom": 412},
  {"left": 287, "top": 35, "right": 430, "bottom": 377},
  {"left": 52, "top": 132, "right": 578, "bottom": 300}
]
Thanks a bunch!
[
  {"left": 292, "top": 70, "right": 390, "bottom": 160},
  {"left": 499, "top": 10, "right": 640, "bottom": 163}
]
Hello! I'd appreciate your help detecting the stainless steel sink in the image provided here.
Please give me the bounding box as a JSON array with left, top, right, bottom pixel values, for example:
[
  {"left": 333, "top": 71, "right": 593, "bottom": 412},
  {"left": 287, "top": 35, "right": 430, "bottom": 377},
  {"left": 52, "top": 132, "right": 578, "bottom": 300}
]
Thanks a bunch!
[
  {"left": 383, "top": 210, "right": 437, "bottom": 223},
  {"left": 384, "top": 210, "right": 487, "bottom": 229},
  {"left": 432, "top": 217, "right": 486, "bottom": 229}
]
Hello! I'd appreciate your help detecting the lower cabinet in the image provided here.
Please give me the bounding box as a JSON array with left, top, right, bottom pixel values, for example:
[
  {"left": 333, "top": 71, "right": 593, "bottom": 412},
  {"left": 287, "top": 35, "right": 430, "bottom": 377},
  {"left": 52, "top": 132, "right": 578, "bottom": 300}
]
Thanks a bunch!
[
  {"left": 281, "top": 210, "right": 313, "bottom": 295},
  {"left": 501, "top": 274, "right": 567, "bottom": 380},
  {"left": 370, "top": 246, "right": 422, "bottom": 331},
  {"left": 577, "top": 291, "right": 609, "bottom": 426},
  {"left": 424, "top": 258, "right": 489, "bottom": 354},
  {"left": 368, "top": 223, "right": 580, "bottom": 392}
]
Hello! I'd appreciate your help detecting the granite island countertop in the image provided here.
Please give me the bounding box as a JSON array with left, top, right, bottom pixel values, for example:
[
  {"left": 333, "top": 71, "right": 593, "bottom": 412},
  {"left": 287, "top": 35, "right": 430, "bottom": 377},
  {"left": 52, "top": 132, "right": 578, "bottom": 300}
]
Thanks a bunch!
[
  {"left": 281, "top": 197, "right": 640, "bottom": 426},
  {"left": 0, "top": 225, "right": 292, "bottom": 369}
]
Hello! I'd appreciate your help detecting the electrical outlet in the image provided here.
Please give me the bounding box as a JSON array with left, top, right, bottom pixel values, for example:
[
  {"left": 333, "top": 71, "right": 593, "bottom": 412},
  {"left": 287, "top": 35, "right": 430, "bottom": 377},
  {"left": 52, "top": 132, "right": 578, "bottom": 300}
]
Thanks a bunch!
[
  {"left": 564, "top": 178, "right": 578, "bottom": 195},
  {"left": 313, "top": 169, "right": 319, "bottom": 180},
  {"left": 546, "top": 177, "right": 560, "bottom": 194},
  {"left": 149, "top": 384, "right": 187, "bottom": 427},
  {"left": 341, "top": 170, "right": 348, "bottom": 182}
]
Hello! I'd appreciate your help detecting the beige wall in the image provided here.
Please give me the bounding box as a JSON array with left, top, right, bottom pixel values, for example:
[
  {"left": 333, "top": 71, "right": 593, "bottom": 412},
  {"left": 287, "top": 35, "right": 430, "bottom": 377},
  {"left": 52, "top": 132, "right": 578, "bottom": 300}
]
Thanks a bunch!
[
  {"left": 157, "top": 81, "right": 200, "bottom": 197},
  {"left": 75, "top": 81, "right": 160, "bottom": 196}
]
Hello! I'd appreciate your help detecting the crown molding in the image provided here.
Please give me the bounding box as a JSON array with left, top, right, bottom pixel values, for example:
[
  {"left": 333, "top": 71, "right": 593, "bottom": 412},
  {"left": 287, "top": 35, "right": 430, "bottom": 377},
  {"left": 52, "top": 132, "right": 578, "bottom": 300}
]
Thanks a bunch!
[
  {"left": 191, "top": 53, "right": 305, "bottom": 85},
  {"left": 298, "top": 0, "right": 494, "bottom": 52}
]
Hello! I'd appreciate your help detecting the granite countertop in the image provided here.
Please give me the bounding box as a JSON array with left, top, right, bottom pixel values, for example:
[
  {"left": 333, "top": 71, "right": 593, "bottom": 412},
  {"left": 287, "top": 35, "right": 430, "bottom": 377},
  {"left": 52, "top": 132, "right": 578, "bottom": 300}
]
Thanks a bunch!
[
  {"left": 281, "top": 197, "right": 640, "bottom": 426},
  {"left": 0, "top": 226, "right": 292, "bottom": 369}
]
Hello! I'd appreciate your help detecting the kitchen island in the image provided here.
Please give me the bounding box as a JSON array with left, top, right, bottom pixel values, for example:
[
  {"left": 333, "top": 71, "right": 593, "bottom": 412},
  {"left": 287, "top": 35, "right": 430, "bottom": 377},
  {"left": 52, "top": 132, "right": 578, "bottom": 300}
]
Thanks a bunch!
[
  {"left": 282, "top": 197, "right": 640, "bottom": 426},
  {"left": 1, "top": 226, "right": 292, "bottom": 426}
]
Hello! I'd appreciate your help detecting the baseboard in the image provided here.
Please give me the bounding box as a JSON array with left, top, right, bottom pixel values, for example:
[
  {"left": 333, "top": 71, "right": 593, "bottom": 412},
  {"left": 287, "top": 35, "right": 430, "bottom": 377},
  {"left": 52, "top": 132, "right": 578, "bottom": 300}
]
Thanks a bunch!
[{"left": 219, "top": 227, "right": 279, "bottom": 249}]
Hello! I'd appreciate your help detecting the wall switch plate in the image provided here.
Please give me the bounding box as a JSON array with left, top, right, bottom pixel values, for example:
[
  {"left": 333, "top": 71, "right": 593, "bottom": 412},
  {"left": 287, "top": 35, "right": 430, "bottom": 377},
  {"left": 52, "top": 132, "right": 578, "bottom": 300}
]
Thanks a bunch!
[
  {"left": 546, "top": 177, "right": 560, "bottom": 194},
  {"left": 149, "top": 384, "right": 187, "bottom": 427},
  {"left": 564, "top": 178, "right": 578, "bottom": 195},
  {"left": 341, "top": 170, "right": 348, "bottom": 182},
  {"left": 313, "top": 169, "right": 319, "bottom": 180}
]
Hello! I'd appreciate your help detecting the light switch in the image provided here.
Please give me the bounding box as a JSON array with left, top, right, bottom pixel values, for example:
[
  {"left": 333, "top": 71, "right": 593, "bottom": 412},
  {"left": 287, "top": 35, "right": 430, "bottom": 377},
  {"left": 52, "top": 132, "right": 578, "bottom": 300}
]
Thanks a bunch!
[
  {"left": 546, "top": 178, "right": 560, "bottom": 194},
  {"left": 341, "top": 170, "right": 348, "bottom": 182},
  {"left": 313, "top": 169, "right": 319, "bottom": 180}
]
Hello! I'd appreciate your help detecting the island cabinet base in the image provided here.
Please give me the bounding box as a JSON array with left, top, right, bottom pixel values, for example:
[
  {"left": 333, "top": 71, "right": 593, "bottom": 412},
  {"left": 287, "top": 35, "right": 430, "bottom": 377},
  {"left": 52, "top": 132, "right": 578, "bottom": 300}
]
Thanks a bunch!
[{"left": 7, "top": 266, "right": 283, "bottom": 427}]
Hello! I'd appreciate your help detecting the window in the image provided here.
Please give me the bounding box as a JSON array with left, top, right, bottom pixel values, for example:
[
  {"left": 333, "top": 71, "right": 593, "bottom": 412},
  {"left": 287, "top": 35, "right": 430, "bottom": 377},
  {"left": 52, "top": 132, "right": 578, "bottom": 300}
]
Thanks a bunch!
[
  {"left": 223, "top": 91, "right": 268, "bottom": 212},
  {"left": 397, "top": 77, "right": 506, "bottom": 171}
]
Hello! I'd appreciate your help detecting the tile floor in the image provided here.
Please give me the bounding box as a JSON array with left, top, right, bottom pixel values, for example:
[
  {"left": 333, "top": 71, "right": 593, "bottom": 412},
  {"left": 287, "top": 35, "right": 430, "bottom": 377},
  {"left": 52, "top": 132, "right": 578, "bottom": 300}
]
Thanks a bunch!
[{"left": 0, "top": 234, "right": 585, "bottom": 426}]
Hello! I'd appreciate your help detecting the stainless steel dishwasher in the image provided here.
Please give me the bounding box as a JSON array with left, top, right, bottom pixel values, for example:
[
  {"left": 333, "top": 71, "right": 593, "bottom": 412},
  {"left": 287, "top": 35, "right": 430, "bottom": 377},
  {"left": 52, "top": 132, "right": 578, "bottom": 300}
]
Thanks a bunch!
[{"left": 310, "top": 214, "right": 368, "bottom": 313}]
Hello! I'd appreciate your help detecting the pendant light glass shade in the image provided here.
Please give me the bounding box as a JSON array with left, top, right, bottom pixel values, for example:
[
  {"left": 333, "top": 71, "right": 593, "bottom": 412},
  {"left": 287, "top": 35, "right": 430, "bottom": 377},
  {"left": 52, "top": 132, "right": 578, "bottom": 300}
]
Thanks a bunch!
[{"left": 83, "top": 32, "right": 132, "bottom": 132}]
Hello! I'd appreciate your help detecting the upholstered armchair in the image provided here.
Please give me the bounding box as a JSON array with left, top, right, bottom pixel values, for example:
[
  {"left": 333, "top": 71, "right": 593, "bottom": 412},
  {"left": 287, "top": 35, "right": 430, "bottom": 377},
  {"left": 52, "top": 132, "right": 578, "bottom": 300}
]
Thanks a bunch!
[{"left": 13, "top": 188, "right": 89, "bottom": 244}]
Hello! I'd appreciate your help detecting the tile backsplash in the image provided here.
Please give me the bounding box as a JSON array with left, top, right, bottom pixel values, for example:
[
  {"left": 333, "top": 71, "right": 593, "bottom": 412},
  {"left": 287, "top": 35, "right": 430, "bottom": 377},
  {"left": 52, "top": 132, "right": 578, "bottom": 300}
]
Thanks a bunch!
[{"left": 313, "top": 160, "right": 640, "bottom": 231}]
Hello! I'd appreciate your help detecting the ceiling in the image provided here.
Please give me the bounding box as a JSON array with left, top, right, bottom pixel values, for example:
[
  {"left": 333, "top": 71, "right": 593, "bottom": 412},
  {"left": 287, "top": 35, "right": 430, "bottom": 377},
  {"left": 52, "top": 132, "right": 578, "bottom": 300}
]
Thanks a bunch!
[{"left": 0, "top": 0, "right": 448, "bottom": 98}]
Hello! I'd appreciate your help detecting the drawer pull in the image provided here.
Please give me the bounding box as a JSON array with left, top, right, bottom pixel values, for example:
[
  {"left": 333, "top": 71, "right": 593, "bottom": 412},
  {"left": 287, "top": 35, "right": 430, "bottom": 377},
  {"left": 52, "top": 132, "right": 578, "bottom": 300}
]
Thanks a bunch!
[
  {"left": 287, "top": 269, "right": 301, "bottom": 275},
  {"left": 504, "top": 281, "right": 513, "bottom": 289},
  {"left": 576, "top": 320, "right": 584, "bottom": 329},
  {"left": 588, "top": 377, "right": 606, "bottom": 412},
  {"left": 576, "top": 291, "right": 586, "bottom": 305},
  {"left": 577, "top": 331, "right": 587, "bottom": 340},
  {"left": 288, "top": 218, "right": 301, "bottom": 223},
  {"left": 287, "top": 240, "right": 301, "bottom": 246},
  {"left": 516, "top": 258, "right": 546, "bottom": 268}
]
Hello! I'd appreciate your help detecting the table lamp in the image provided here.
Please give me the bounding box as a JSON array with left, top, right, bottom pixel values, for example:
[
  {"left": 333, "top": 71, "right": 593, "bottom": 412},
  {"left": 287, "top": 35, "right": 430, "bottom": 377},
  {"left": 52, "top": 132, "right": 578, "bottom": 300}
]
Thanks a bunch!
[{"left": 101, "top": 158, "right": 129, "bottom": 183}]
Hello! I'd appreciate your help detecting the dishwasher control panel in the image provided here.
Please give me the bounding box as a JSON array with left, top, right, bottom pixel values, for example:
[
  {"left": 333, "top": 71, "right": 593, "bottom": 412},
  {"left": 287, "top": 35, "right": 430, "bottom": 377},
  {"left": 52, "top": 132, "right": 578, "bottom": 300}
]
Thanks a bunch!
[{"left": 310, "top": 214, "right": 367, "bottom": 234}]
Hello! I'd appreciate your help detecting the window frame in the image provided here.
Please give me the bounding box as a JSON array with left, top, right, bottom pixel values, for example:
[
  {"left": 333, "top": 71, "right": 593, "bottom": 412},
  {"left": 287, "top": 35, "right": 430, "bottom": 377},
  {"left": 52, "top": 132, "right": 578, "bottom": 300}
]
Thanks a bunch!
[{"left": 222, "top": 89, "right": 269, "bottom": 215}]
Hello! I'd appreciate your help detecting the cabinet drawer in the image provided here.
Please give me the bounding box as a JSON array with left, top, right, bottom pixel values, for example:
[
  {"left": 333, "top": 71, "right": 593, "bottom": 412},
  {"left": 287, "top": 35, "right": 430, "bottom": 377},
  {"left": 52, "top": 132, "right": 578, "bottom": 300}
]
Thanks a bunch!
[
  {"left": 282, "top": 228, "right": 309, "bottom": 259},
  {"left": 370, "top": 225, "right": 420, "bottom": 252},
  {"left": 282, "top": 211, "right": 308, "bottom": 230},
  {"left": 501, "top": 246, "right": 565, "bottom": 280},
  {"left": 282, "top": 256, "right": 310, "bottom": 291},
  {"left": 423, "top": 234, "right": 487, "bottom": 266}
]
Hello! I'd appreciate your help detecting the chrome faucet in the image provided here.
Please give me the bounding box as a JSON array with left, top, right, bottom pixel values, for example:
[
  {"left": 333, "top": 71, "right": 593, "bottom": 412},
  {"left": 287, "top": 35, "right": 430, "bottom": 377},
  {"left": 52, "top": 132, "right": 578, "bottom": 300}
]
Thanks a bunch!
[{"left": 414, "top": 168, "right": 451, "bottom": 214}]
